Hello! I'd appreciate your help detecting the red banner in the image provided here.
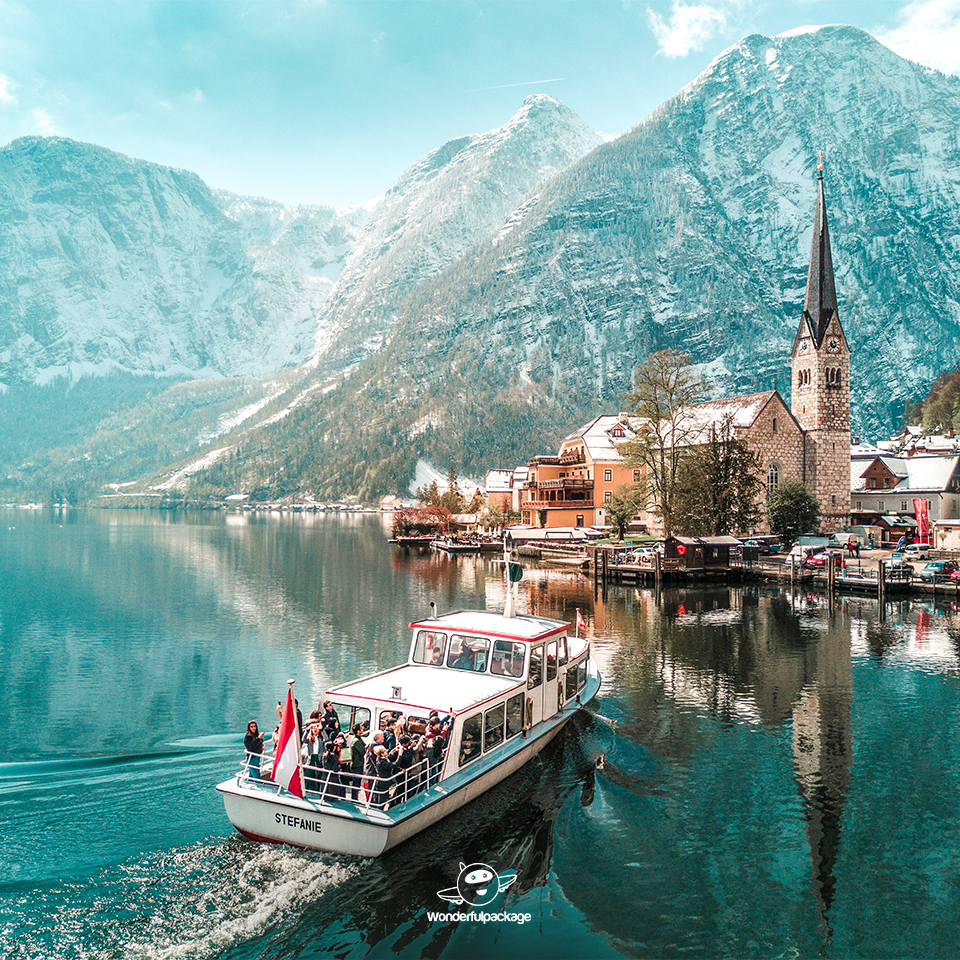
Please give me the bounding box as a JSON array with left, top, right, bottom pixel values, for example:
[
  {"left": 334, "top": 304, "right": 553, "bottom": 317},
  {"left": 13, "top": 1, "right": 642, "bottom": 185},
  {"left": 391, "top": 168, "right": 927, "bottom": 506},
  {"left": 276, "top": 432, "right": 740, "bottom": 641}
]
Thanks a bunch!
[{"left": 913, "top": 498, "right": 930, "bottom": 543}]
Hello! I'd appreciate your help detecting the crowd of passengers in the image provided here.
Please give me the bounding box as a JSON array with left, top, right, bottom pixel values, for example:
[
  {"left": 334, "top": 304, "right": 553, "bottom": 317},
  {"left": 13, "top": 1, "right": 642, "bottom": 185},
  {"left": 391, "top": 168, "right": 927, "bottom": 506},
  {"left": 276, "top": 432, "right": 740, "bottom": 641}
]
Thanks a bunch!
[{"left": 243, "top": 699, "right": 453, "bottom": 807}]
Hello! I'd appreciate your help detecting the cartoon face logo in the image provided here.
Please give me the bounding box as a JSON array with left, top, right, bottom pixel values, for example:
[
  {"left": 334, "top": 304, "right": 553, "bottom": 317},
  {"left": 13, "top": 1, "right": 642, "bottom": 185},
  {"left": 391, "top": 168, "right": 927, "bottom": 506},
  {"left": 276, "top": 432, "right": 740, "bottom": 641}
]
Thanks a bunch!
[{"left": 436, "top": 861, "right": 517, "bottom": 907}]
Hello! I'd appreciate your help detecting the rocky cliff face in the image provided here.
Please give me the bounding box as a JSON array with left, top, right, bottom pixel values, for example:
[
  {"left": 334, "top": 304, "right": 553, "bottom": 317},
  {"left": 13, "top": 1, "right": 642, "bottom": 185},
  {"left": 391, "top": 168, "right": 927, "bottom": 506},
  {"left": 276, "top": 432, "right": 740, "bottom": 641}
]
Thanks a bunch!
[
  {"left": 7, "top": 26, "right": 960, "bottom": 500},
  {"left": 314, "top": 95, "right": 603, "bottom": 369},
  {"left": 0, "top": 137, "right": 367, "bottom": 388},
  {"left": 355, "top": 25, "right": 960, "bottom": 446}
]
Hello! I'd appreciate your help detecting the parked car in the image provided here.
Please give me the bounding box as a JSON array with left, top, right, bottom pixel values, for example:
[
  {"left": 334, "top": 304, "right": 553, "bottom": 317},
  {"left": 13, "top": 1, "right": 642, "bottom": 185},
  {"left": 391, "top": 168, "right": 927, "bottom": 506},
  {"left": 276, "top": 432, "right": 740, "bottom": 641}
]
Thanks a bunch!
[
  {"left": 743, "top": 539, "right": 771, "bottom": 556},
  {"left": 804, "top": 550, "right": 846, "bottom": 570},
  {"left": 904, "top": 543, "right": 931, "bottom": 560},
  {"left": 633, "top": 547, "right": 659, "bottom": 564},
  {"left": 951, "top": 568, "right": 960, "bottom": 584},
  {"left": 919, "top": 560, "right": 959, "bottom": 583}
]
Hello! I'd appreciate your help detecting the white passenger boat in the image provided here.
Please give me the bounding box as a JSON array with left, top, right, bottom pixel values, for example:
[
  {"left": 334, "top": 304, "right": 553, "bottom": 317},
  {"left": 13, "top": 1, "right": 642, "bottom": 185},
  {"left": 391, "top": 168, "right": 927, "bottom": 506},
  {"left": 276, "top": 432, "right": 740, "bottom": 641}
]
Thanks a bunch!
[{"left": 217, "top": 572, "right": 601, "bottom": 856}]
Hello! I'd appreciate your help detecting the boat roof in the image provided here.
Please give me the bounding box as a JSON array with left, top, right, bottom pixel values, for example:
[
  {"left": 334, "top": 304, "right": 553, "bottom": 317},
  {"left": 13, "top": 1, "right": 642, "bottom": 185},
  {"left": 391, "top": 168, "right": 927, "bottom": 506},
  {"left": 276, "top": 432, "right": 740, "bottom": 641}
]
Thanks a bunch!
[
  {"left": 408, "top": 610, "right": 569, "bottom": 642},
  {"left": 329, "top": 664, "right": 522, "bottom": 715}
]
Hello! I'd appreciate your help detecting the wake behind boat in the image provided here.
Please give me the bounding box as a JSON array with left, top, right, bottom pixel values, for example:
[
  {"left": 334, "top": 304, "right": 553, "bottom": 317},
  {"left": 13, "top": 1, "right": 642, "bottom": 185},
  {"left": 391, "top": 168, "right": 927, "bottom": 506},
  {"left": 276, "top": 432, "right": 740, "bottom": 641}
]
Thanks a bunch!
[{"left": 217, "top": 560, "right": 601, "bottom": 857}]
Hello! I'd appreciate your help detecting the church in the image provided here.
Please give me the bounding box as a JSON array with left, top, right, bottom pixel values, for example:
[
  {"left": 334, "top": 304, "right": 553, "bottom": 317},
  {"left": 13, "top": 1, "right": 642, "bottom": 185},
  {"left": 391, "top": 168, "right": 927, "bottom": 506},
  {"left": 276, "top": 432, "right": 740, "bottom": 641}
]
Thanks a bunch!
[{"left": 519, "top": 163, "right": 851, "bottom": 535}]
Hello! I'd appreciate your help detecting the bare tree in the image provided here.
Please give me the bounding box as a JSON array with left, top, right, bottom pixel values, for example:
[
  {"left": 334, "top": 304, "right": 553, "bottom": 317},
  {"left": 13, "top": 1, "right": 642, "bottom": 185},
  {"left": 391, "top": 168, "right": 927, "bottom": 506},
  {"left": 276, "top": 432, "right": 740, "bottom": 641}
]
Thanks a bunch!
[{"left": 621, "top": 349, "right": 704, "bottom": 538}]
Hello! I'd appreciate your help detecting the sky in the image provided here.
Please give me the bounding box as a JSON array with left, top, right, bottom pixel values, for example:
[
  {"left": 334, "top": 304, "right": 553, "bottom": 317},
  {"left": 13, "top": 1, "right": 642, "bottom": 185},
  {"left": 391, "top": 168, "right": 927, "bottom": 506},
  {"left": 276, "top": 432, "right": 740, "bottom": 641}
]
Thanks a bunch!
[{"left": 0, "top": 0, "right": 957, "bottom": 209}]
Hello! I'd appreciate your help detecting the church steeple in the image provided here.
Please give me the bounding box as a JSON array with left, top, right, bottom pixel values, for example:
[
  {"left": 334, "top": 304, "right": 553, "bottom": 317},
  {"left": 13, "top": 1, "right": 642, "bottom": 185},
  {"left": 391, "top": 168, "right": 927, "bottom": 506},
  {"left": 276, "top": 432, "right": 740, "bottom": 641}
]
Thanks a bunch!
[
  {"left": 790, "top": 156, "right": 850, "bottom": 533},
  {"left": 802, "top": 158, "right": 838, "bottom": 349}
]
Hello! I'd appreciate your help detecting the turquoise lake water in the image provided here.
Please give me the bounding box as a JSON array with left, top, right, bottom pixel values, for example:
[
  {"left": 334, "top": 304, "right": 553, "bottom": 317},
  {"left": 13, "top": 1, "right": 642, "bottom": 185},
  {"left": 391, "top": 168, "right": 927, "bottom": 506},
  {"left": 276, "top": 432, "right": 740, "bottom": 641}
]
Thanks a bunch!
[{"left": 3, "top": 508, "right": 960, "bottom": 959}]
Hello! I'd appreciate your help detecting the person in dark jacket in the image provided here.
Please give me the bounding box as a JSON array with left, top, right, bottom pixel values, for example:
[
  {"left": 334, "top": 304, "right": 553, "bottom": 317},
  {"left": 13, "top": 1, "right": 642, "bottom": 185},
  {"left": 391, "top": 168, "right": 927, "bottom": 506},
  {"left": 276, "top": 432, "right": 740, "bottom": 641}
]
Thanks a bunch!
[
  {"left": 321, "top": 738, "right": 343, "bottom": 800},
  {"left": 320, "top": 701, "right": 341, "bottom": 741},
  {"left": 243, "top": 721, "right": 264, "bottom": 780},
  {"left": 373, "top": 745, "right": 397, "bottom": 806}
]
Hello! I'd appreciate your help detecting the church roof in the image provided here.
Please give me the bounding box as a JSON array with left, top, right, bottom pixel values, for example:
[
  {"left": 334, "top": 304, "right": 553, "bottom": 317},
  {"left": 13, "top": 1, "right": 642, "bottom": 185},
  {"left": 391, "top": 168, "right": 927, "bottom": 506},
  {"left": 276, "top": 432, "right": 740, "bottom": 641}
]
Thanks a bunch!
[{"left": 802, "top": 169, "right": 839, "bottom": 349}]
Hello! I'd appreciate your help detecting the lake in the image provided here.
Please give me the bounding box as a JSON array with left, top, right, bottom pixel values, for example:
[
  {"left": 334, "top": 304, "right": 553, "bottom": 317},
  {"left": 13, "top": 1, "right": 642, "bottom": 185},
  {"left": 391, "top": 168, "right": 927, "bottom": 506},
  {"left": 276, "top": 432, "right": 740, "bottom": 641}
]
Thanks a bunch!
[{"left": 3, "top": 508, "right": 960, "bottom": 959}]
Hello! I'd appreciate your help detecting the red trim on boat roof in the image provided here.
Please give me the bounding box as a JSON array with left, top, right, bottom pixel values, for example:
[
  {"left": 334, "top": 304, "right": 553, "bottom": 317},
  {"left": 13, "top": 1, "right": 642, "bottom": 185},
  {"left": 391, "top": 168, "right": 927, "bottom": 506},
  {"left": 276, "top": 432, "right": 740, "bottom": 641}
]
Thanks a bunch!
[{"left": 407, "top": 617, "right": 569, "bottom": 644}]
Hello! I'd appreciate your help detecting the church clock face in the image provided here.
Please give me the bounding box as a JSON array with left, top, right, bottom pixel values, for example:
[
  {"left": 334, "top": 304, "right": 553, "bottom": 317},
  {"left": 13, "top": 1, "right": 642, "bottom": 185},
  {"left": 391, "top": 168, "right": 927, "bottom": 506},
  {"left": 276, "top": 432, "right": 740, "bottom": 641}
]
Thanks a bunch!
[
  {"left": 826, "top": 337, "right": 840, "bottom": 353},
  {"left": 799, "top": 339, "right": 809, "bottom": 354}
]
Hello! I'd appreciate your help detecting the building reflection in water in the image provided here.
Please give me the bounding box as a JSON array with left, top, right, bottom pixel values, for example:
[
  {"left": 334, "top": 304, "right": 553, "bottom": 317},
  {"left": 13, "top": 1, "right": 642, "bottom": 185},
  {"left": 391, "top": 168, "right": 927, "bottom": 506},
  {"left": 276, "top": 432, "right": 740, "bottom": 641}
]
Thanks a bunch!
[{"left": 790, "top": 604, "right": 852, "bottom": 946}]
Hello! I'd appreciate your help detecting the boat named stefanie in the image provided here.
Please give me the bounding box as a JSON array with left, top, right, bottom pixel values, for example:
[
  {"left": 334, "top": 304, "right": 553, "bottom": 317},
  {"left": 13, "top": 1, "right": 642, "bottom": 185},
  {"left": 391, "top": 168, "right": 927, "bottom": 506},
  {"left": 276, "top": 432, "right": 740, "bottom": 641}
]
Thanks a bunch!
[{"left": 217, "top": 560, "right": 601, "bottom": 857}]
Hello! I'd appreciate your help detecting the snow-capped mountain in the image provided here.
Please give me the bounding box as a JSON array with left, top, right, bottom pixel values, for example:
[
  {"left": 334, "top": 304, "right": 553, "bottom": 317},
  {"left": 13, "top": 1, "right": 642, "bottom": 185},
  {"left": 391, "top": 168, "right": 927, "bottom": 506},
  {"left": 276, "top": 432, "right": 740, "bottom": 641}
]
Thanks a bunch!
[
  {"left": 314, "top": 95, "right": 603, "bottom": 368},
  {"left": 331, "top": 25, "right": 960, "bottom": 445},
  {"left": 7, "top": 26, "right": 960, "bottom": 501},
  {"left": 0, "top": 137, "right": 367, "bottom": 388}
]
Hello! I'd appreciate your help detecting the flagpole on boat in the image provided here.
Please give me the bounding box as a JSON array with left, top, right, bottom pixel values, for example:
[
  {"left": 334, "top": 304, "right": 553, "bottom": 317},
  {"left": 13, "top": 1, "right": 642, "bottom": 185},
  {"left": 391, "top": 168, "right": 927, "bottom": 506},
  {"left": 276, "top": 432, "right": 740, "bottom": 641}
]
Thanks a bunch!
[{"left": 289, "top": 677, "right": 306, "bottom": 797}]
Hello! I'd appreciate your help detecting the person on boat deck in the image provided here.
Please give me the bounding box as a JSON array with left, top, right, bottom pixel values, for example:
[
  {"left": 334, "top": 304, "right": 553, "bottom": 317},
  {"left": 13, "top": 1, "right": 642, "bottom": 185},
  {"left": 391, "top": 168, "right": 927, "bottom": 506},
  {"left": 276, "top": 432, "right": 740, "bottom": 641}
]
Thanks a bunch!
[
  {"left": 344, "top": 723, "right": 366, "bottom": 800},
  {"left": 302, "top": 713, "right": 324, "bottom": 791},
  {"left": 243, "top": 721, "right": 264, "bottom": 780},
  {"left": 362, "top": 730, "right": 385, "bottom": 801},
  {"left": 320, "top": 701, "right": 340, "bottom": 741},
  {"left": 373, "top": 745, "right": 398, "bottom": 805},
  {"left": 383, "top": 714, "right": 405, "bottom": 752},
  {"left": 321, "top": 738, "right": 344, "bottom": 799}
]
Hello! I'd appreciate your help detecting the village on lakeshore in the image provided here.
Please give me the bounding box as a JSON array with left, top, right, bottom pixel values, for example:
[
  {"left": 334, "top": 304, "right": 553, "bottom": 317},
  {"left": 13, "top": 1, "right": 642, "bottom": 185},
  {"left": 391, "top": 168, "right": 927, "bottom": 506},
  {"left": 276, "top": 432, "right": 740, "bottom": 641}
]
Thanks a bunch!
[{"left": 15, "top": 164, "right": 960, "bottom": 595}]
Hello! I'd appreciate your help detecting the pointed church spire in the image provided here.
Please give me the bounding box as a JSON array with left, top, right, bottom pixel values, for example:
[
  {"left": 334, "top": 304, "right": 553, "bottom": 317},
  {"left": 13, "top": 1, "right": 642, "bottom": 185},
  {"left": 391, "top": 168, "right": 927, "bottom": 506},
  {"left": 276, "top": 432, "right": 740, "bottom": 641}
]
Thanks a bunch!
[{"left": 802, "top": 156, "right": 838, "bottom": 349}]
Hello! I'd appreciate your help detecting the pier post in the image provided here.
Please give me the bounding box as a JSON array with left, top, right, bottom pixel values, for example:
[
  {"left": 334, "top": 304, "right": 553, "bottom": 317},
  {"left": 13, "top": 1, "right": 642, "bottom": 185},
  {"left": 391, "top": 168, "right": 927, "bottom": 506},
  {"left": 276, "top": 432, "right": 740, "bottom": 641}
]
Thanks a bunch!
[
  {"left": 654, "top": 550, "right": 662, "bottom": 586},
  {"left": 602, "top": 548, "right": 608, "bottom": 599},
  {"left": 878, "top": 559, "right": 886, "bottom": 613}
]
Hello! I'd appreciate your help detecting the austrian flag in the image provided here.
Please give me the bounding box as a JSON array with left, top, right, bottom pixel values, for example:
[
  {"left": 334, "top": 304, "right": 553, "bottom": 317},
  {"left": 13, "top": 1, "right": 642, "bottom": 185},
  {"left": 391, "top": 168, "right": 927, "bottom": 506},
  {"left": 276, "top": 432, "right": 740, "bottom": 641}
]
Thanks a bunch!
[
  {"left": 271, "top": 687, "right": 304, "bottom": 798},
  {"left": 576, "top": 609, "right": 585, "bottom": 632}
]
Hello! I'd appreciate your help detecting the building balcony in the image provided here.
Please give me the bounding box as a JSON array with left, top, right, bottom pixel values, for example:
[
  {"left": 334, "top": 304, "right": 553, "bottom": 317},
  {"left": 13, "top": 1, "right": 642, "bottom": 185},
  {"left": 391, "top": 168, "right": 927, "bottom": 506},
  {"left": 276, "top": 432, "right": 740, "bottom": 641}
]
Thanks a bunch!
[
  {"left": 536, "top": 478, "right": 594, "bottom": 491},
  {"left": 521, "top": 499, "right": 594, "bottom": 511}
]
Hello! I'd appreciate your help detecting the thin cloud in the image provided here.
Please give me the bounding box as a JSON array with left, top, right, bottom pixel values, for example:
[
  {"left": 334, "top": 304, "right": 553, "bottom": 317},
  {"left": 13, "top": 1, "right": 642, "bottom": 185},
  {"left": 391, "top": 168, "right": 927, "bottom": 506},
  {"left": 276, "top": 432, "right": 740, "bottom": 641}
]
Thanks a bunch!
[
  {"left": 33, "top": 108, "right": 54, "bottom": 134},
  {"left": 0, "top": 73, "right": 17, "bottom": 106},
  {"left": 875, "top": 0, "right": 960, "bottom": 73},
  {"left": 647, "top": 1, "right": 730, "bottom": 57},
  {"left": 470, "top": 77, "right": 565, "bottom": 92}
]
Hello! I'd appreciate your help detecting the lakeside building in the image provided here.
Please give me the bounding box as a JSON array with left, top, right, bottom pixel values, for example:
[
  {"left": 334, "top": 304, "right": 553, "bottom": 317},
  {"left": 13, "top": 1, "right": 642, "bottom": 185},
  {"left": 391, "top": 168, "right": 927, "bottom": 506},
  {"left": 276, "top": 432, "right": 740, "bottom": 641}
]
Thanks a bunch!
[{"left": 516, "top": 165, "right": 851, "bottom": 535}]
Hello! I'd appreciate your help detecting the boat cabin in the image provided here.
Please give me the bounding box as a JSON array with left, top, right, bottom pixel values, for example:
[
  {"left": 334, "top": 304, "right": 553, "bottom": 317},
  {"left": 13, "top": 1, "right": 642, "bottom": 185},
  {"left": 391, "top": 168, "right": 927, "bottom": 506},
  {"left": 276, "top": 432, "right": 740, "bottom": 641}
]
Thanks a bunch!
[{"left": 323, "top": 610, "right": 591, "bottom": 780}]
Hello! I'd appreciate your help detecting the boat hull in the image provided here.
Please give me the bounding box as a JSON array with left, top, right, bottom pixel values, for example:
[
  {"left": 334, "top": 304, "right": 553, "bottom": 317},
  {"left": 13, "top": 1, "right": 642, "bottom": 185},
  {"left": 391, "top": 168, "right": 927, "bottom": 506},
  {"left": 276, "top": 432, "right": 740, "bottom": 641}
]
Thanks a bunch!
[{"left": 218, "top": 668, "right": 600, "bottom": 856}]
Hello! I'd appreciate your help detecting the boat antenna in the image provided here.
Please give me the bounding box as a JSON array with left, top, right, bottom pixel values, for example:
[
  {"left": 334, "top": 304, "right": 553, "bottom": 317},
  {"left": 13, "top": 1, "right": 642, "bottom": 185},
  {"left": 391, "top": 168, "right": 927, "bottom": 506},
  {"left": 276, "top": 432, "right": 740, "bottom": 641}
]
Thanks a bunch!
[{"left": 430, "top": 601, "right": 437, "bottom": 619}]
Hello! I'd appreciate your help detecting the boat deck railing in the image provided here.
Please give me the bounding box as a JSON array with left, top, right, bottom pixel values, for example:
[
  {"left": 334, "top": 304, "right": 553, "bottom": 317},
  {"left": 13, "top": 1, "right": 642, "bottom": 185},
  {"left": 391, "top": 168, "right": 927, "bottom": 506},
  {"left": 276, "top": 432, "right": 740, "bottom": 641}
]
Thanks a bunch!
[{"left": 238, "top": 748, "right": 444, "bottom": 814}]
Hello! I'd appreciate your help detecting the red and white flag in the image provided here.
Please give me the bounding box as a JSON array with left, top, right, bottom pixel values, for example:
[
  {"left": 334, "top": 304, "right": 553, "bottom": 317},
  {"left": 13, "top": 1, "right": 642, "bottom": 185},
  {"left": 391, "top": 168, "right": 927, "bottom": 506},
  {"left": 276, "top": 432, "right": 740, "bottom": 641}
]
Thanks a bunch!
[
  {"left": 576, "top": 609, "right": 585, "bottom": 632},
  {"left": 271, "top": 687, "right": 304, "bottom": 798}
]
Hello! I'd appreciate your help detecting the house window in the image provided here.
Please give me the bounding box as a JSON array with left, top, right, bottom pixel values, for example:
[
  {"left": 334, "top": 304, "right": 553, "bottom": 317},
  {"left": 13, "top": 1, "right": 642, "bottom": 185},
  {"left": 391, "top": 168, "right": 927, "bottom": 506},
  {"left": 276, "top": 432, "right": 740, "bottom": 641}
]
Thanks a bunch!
[
  {"left": 879, "top": 501, "right": 885, "bottom": 511},
  {"left": 604, "top": 469, "right": 612, "bottom": 482},
  {"left": 767, "top": 464, "right": 779, "bottom": 492},
  {"left": 901, "top": 501, "right": 908, "bottom": 512},
  {"left": 856, "top": 500, "right": 862, "bottom": 510},
  {"left": 576, "top": 515, "right": 584, "bottom": 527},
  {"left": 772, "top": 417, "right": 777, "bottom": 433},
  {"left": 604, "top": 491, "right": 612, "bottom": 503},
  {"left": 633, "top": 469, "right": 641, "bottom": 483}
]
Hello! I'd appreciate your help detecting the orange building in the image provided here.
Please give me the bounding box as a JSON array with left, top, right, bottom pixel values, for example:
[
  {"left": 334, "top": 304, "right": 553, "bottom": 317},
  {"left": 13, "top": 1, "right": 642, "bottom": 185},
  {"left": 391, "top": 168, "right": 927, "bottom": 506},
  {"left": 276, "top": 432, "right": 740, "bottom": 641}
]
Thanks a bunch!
[{"left": 520, "top": 416, "right": 643, "bottom": 529}]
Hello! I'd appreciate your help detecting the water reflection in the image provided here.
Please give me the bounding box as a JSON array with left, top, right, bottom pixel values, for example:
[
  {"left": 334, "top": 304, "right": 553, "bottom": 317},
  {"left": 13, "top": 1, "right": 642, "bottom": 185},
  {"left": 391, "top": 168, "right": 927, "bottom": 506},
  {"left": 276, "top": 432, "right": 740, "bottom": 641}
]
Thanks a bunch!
[{"left": 8, "top": 512, "right": 960, "bottom": 958}]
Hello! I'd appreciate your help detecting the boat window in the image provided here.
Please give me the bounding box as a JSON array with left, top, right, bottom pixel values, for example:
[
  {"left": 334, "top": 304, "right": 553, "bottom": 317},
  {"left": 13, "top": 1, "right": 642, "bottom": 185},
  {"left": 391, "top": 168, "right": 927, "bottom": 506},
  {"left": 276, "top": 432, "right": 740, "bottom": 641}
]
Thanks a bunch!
[
  {"left": 565, "top": 666, "right": 578, "bottom": 702},
  {"left": 406, "top": 715, "right": 429, "bottom": 736},
  {"left": 491, "top": 640, "right": 525, "bottom": 678},
  {"left": 528, "top": 646, "right": 543, "bottom": 689},
  {"left": 483, "top": 703, "right": 506, "bottom": 751},
  {"left": 546, "top": 641, "right": 558, "bottom": 682},
  {"left": 413, "top": 630, "right": 447, "bottom": 666},
  {"left": 459, "top": 713, "right": 482, "bottom": 766},
  {"left": 505, "top": 693, "right": 524, "bottom": 739},
  {"left": 327, "top": 702, "right": 370, "bottom": 735},
  {"left": 577, "top": 662, "right": 587, "bottom": 690},
  {"left": 378, "top": 709, "right": 404, "bottom": 732},
  {"left": 558, "top": 636, "right": 569, "bottom": 667},
  {"left": 447, "top": 634, "right": 490, "bottom": 672}
]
